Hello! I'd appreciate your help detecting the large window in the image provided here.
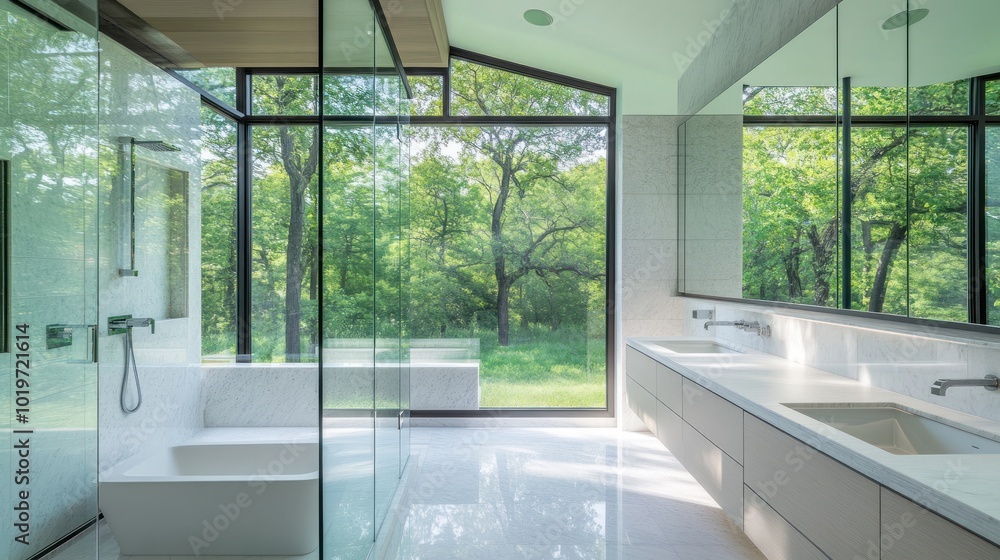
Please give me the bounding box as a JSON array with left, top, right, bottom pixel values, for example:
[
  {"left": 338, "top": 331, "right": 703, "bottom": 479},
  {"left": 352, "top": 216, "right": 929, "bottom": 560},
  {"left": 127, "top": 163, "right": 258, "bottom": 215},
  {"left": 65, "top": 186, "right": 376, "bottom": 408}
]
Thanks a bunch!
[
  {"left": 407, "top": 55, "right": 614, "bottom": 409},
  {"left": 200, "top": 106, "right": 237, "bottom": 360},
  {"left": 196, "top": 53, "right": 615, "bottom": 410}
]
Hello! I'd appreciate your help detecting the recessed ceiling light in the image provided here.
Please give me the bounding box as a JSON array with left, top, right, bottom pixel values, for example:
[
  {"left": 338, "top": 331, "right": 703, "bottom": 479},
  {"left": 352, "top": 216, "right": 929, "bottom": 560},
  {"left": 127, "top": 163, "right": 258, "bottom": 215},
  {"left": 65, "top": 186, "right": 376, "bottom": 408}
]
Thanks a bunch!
[
  {"left": 523, "top": 9, "right": 554, "bottom": 27},
  {"left": 881, "top": 8, "right": 930, "bottom": 31}
]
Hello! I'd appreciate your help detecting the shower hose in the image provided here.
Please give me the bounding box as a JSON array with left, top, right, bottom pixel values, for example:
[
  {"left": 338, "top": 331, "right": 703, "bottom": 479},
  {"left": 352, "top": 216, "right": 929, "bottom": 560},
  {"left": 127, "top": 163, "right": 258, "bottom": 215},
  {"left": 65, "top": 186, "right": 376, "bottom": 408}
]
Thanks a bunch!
[{"left": 120, "top": 328, "right": 142, "bottom": 414}]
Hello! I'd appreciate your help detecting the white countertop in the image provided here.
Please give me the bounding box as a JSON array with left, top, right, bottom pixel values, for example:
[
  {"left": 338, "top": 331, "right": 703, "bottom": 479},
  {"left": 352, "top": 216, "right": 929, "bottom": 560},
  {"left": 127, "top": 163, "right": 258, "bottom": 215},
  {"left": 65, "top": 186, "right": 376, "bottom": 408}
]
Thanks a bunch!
[{"left": 627, "top": 336, "right": 1000, "bottom": 546}]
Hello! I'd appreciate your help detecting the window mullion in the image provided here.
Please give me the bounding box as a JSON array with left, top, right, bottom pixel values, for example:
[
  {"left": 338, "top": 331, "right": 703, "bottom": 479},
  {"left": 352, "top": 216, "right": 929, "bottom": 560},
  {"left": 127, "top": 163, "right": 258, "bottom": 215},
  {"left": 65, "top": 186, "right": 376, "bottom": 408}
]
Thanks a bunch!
[
  {"left": 970, "top": 76, "right": 988, "bottom": 324},
  {"left": 236, "top": 68, "right": 253, "bottom": 360}
]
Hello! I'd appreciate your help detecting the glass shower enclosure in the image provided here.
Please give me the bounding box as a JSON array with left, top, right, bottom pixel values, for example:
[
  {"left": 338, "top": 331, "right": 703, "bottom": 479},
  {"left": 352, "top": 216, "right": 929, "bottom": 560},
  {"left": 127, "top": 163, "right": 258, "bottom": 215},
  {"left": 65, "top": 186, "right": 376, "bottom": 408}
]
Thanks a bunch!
[
  {"left": 1, "top": 1, "right": 100, "bottom": 558},
  {"left": 1, "top": 0, "right": 411, "bottom": 558},
  {"left": 321, "top": 0, "right": 412, "bottom": 557}
]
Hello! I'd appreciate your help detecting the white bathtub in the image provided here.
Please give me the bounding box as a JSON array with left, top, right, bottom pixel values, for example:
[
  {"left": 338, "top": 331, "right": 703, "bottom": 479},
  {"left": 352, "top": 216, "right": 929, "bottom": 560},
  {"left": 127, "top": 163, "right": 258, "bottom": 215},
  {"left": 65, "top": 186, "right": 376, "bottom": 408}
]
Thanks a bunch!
[{"left": 100, "top": 441, "right": 319, "bottom": 556}]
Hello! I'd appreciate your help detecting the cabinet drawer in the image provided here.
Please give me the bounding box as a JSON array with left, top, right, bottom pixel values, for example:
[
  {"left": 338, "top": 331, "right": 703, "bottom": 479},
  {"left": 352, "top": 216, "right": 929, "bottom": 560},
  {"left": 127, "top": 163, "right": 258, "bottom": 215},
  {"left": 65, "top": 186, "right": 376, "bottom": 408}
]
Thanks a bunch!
[
  {"left": 625, "top": 347, "right": 656, "bottom": 392},
  {"left": 682, "top": 422, "right": 743, "bottom": 527},
  {"left": 744, "top": 413, "right": 878, "bottom": 560},
  {"left": 655, "top": 400, "right": 683, "bottom": 460},
  {"left": 683, "top": 379, "right": 743, "bottom": 464},
  {"left": 655, "top": 363, "right": 683, "bottom": 415},
  {"left": 881, "top": 488, "right": 1000, "bottom": 560},
  {"left": 744, "top": 486, "right": 828, "bottom": 560},
  {"left": 626, "top": 375, "right": 656, "bottom": 435}
]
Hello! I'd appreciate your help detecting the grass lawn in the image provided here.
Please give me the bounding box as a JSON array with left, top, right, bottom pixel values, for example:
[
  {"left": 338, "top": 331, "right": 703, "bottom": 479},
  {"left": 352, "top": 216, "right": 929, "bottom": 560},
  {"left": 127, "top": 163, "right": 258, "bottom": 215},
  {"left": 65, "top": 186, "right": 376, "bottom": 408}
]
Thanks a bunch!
[{"left": 478, "top": 332, "right": 606, "bottom": 408}]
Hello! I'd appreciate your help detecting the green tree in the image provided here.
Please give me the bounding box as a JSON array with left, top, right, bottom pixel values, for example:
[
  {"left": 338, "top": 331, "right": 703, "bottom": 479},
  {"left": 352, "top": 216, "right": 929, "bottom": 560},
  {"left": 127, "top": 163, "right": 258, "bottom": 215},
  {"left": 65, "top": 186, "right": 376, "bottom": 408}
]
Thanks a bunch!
[{"left": 443, "top": 61, "right": 608, "bottom": 346}]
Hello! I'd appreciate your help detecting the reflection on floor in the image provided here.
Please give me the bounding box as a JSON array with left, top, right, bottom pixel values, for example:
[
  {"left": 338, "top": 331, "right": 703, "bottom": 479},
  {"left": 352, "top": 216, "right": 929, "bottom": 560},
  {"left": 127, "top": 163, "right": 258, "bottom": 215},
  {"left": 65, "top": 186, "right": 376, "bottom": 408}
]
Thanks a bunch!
[
  {"left": 46, "top": 427, "right": 764, "bottom": 560},
  {"left": 380, "top": 428, "right": 765, "bottom": 560}
]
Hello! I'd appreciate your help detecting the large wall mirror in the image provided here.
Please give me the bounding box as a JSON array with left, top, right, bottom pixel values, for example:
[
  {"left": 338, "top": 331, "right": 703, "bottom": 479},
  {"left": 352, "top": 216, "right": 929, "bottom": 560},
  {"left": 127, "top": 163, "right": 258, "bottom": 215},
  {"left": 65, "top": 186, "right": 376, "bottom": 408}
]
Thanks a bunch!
[{"left": 680, "top": 0, "right": 1000, "bottom": 328}]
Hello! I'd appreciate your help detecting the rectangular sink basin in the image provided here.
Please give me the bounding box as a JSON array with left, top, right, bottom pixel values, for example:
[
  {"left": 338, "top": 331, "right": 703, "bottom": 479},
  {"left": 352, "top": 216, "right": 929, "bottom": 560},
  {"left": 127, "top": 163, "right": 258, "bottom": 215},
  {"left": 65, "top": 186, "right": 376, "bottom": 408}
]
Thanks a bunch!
[
  {"left": 650, "top": 340, "right": 740, "bottom": 354},
  {"left": 785, "top": 403, "right": 1000, "bottom": 455}
]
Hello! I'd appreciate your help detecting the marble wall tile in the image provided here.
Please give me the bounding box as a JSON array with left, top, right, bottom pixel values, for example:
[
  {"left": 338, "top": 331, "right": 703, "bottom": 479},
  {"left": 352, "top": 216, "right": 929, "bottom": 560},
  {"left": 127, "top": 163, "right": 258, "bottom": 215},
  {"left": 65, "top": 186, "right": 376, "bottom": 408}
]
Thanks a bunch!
[
  {"left": 621, "top": 239, "right": 677, "bottom": 285},
  {"left": 202, "top": 365, "right": 319, "bottom": 427},
  {"left": 622, "top": 194, "right": 677, "bottom": 241},
  {"left": 96, "top": 35, "right": 203, "bottom": 476},
  {"left": 622, "top": 116, "right": 683, "bottom": 195},
  {"left": 683, "top": 195, "right": 742, "bottom": 240},
  {"left": 622, "top": 319, "right": 684, "bottom": 339},
  {"left": 622, "top": 288, "right": 685, "bottom": 323}
]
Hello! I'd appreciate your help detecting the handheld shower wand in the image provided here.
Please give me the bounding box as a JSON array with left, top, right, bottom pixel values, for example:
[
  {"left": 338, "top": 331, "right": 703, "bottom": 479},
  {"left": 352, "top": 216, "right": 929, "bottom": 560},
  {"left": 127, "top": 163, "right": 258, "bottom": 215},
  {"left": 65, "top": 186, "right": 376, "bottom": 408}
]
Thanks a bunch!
[{"left": 108, "top": 315, "right": 155, "bottom": 414}]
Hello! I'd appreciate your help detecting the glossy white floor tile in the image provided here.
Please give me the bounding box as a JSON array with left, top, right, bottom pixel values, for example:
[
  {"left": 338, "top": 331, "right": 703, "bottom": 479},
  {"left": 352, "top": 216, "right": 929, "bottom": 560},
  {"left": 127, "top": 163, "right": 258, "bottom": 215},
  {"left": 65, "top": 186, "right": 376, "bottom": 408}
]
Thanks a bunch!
[
  {"left": 47, "top": 427, "right": 764, "bottom": 560},
  {"left": 379, "top": 427, "right": 765, "bottom": 560}
]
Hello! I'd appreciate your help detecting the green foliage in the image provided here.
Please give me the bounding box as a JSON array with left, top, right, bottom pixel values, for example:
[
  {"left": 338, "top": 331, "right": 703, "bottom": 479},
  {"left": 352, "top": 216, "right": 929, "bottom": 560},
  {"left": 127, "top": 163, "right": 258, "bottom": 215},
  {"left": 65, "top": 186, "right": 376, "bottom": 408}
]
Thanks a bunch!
[
  {"left": 450, "top": 59, "right": 609, "bottom": 117},
  {"left": 743, "top": 86, "right": 837, "bottom": 116},
  {"left": 478, "top": 327, "right": 606, "bottom": 408},
  {"left": 200, "top": 107, "right": 237, "bottom": 357},
  {"left": 407, "top": 75, "right": 444, "bottom": 116}
]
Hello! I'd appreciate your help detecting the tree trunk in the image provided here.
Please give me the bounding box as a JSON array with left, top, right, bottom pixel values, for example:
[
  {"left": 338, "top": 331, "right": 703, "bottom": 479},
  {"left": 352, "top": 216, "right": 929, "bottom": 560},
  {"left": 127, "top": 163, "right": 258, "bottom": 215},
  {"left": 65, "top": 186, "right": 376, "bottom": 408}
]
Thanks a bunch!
[
  {"left": 279, "top": 126, "right": 319, "bottom": 362},
  {"left": 868, "top": 222, "right": 907, "bottom": 313},
  {"left": 497, "top": 279, "right": 511, "bottom": 346},
  {"left": 285, "top": 181, "right": 305, "bottom": 361},
  {"left": 492, "top": 163, "right": 512, "bottom": 346},
  {"left": 784, "top": 239, "right": 803, "bottom": 299},
  {"left": 807, "top": 221, "right": 837, "bottom": 307}
]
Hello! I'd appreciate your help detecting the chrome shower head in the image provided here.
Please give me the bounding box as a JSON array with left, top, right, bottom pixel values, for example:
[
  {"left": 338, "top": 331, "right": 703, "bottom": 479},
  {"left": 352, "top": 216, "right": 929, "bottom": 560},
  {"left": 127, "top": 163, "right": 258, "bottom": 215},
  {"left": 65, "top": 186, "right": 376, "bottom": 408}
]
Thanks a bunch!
[{"left": 133, "top": 140, "right": 181, "bottom": 152}]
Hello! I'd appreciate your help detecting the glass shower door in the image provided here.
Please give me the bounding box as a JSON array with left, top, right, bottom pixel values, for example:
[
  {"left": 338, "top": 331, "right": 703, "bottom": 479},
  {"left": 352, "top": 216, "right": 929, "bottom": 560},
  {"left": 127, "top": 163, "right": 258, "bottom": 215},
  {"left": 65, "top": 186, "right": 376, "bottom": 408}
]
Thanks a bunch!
[
  {"left": 1, "top": 1, "right": 100, "bottom": 559},
  {"left": 321, "top": 0, "right": 378, "bottom": 558}
]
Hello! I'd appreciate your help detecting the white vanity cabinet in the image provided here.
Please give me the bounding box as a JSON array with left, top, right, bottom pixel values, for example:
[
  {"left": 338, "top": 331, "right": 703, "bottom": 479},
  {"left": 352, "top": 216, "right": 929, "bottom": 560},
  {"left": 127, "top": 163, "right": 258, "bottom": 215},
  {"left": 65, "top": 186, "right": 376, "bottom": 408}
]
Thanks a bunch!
[
  {"left": 625, "top": 348, "right": 657, "bottom": 434},
  {"left": 626, "top": 348, "right": 744, "bottom": 527},
  {"left": 744, "top": 413, "right": 880, "bottom": 559},
  {"left": 880, "top": 489, "right": 1000, "bottom": 560},
  {"left": 623, "top": 341, "right": 1000, "bottom": 560}
]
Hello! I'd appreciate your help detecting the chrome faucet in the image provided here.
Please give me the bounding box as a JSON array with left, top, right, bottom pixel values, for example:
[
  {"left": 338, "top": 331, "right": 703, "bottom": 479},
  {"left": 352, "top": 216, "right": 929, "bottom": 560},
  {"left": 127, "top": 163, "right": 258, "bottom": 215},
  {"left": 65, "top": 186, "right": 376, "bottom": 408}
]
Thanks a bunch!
[
  {"left": 704, "top": 319, "right": 771, "bottom": 337},
  {"left": 931, "top": 375, "right": 999, "bottom": 396},
  {"left": 109, "top": 316, "right": 155, "bottom": 334}
]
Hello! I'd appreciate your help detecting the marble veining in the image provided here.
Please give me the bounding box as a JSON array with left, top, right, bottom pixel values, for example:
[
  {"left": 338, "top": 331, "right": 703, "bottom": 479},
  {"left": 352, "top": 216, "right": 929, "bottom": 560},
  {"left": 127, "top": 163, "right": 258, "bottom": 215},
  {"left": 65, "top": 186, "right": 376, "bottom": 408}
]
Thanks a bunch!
[
  {"left": 628, "top": 336, "right": 1000, "bottom": 546},
  {"left": 202, "top": 365, "right": 318, "bottom": 427}
]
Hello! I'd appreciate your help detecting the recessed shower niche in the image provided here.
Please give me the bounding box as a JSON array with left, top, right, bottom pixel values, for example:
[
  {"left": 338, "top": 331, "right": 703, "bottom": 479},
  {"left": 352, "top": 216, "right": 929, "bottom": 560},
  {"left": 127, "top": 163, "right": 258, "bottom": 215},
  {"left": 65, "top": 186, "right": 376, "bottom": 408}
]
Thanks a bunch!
[{"left": 112, "top": 138, "right": 189, "bottom": 320}]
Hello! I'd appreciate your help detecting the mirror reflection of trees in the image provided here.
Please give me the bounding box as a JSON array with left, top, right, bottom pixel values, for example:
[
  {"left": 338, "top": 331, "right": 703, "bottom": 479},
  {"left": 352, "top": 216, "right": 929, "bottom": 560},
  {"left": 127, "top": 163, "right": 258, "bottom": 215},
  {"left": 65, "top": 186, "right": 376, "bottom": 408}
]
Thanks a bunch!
[{"left": 743, "top": 82, "right": 974, "bottom": 322}]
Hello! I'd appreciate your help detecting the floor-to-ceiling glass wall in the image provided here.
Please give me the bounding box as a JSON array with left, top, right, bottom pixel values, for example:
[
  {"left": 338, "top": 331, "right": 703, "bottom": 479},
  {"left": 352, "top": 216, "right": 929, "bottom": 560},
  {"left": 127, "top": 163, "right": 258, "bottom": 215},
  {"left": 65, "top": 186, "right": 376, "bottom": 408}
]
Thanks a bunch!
[
  {"left": 1, "top": 1, "right": 100, "bottom": 558},
  {"left": 321, "top": 0, "right": 411, "bottom": 557}
]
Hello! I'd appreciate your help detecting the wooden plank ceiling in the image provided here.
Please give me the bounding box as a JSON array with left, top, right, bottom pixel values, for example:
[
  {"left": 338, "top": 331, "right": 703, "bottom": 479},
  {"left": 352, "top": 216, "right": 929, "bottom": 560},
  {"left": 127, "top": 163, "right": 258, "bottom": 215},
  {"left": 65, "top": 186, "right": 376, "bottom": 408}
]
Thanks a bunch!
[
  {"left": 104, "top": 0, "right": 448, "bottom": 69},
  {"left": 381, "top": 0, "right": 449, "bottom": 68}
]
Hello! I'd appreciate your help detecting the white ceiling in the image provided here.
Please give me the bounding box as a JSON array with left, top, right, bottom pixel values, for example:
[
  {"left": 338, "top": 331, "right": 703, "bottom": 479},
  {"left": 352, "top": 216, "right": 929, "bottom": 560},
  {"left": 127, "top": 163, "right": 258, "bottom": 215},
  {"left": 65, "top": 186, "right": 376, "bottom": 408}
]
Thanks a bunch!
[{"left": 440, "top": 0, "right": 734, "bottom": 115}]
